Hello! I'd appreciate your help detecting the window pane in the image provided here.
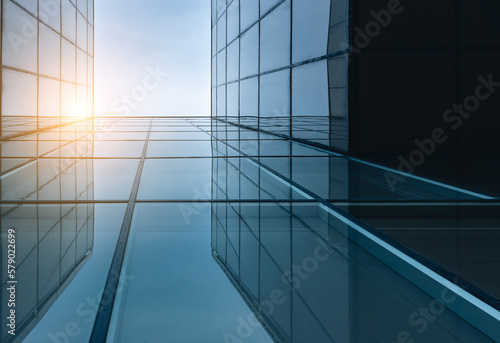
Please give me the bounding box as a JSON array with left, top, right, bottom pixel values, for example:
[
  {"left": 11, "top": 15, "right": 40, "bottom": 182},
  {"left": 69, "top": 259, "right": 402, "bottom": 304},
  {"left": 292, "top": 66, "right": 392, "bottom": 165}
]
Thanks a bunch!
[
  {"left": 217, "top": 85, "right": 226, "bottom": 116},
  {"left": 240, "top": 77, "right": 258, "bottom": 117},
  {"left": 292, "top": 0, "right": 330, "bottom": 63},
  {"left": 39, "top": 23, "right": 61, "bottom": 78},
  {"left": 77, "top": 85, "right": 87, "bottom": 117},
  {"left": 77, "top": 49, "right": 87, "bottom": 85},
  {"left": 40, "top": 0, "right": 61, "bottom": 32},
  {"left": 15, "top": 0, "right": 37, "bottom": 16},
  {"left": 62, "top": 1, "right": 76, "bottom": 43},
  {"left": 212, "top": 25, "right": 217, "bottom": 56},
  {"left": 212, "top": 0, "right": 217, "bottom": 26},
  {"left": 260, "top": 0, "right": 290, "bottom": 72},
  {"left": 88, "top": 56, "right": 94, "bottom": 86},
  {"left": 78, "top": 0, "right": 88, "bottom": 19},
  {"left": 227, "top": 82, "right": 239, "bottom": 117},
  {"left": 212, "top": 88, "right": 217, "bottom": 115},
  {"left": 88, "top": 87, "right": 94, "bottom": 116},
  {"left": 39, "top": 77, "right": 61, "bottom": 117},
  {"left": 2, "top": 1, "right": 38, "bottom": 72},
  {"left": 217, "top": 12, "right": 226, "bottom": 52},
  {"left": 227, "top": 0, "right": 239, "bottom": 42},
  {"left": 227, "top": 39, "right": 239, "bottom": 82},
  {"left": 260, "top": 70, "right": 290, "bottom": 118},
  {"left": 88, "top": 24, "right": 94, "bottom": 56},
  {"left": 217, "top": 49, "right": 226, "bottom": 85},
  {"left": 241, "top": 0, "right": 259, "bottom": 31},
  {"left": 292, "top": 60, "right": 329, "bottom": 116},
  {"left": 77, "top": 12, "right": 87, "bottom": 50},
  {"left": 89, "top": 0, "right": 94, "bottom": 26},
  {"left": 260, "top": 0, "right": 281, "bottom": 15},
  {"left": 2, "top": 69, "right": 37, "bottom": 116},
  {"left": 62, "top": 39, "right": 76, "bottom": 82},
  {"left": 216, "top": 0, "right": 226, "bottom": 19},
  {"left": 62, "top": 82, "right": 76, "bottom": 117},
  {"left": 212, "top": 57, "right": 217, "bottom": 87},
  {"left": 328, "top": 0, "right": 348, "bottom": 54},
  {"left": 240, "top": 24, "right": 259, "bottom": 78}
]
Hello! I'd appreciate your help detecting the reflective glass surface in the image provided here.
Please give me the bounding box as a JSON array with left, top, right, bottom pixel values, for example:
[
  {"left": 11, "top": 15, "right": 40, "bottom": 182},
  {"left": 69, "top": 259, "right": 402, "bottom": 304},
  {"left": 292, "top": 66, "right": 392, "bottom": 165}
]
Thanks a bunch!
[{"left": 1, "top": 116, "right": 499, "bottom": 343}]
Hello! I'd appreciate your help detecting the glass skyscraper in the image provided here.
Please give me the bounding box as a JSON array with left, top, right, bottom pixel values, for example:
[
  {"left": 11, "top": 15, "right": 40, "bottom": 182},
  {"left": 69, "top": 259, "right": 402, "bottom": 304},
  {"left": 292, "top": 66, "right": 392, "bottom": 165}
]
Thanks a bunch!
[
  {"left": 212, "top": 0, "right": 349, "bottom": 150},
  {"left": 0, "top": 1, "right": 498, "bottom": 342},
  {"left": 211, "top": 0, "right": 500, "bottom": 342},
  {"left": 1, "top": 0, "right": 94, "bottom": 342}
]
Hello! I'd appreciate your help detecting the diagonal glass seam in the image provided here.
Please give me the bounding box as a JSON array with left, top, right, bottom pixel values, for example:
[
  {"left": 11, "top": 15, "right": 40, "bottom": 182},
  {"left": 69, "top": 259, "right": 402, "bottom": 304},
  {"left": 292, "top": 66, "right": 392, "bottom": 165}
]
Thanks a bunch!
[
  {"left": 212, "top": 117, "right": 494, "bottom": 200},
  {"left": 89, "top": 119, "right": 153, "bottom": 342},
  {"left": 207, "top": 122, "right": 500, "bottom": 341}
]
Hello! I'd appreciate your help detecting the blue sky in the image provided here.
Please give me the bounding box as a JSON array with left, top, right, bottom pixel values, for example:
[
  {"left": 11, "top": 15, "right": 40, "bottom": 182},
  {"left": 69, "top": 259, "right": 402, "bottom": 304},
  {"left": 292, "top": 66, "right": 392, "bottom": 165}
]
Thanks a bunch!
[{"left": 94, "top": 0, "right": 211, "bottom": 116}]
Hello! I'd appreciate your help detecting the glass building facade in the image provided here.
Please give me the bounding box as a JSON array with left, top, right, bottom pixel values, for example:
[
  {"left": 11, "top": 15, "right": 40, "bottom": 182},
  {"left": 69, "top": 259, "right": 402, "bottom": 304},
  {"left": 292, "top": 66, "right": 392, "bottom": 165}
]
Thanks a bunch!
[
  {"left": 211, "top": 0, "right": 349, "bottom": 150},
  {"left": 210, "top": 0, "right": 500, "bottom": 342},
  {"left": 1, "top": 0, "right": 94, "bottom": 342},
  {"left": 0, "top": 1, "right": 498, "bottom": 342}
]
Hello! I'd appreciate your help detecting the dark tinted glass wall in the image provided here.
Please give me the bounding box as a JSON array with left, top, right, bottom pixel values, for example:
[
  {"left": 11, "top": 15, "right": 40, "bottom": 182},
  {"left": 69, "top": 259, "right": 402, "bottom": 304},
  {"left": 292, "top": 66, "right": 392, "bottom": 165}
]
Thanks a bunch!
[
  {"left": 213, "top": 0, "right": 500, "bottom": 159},
  {"left": 350, "top": 0, "right": 500, "bottom": 156}
]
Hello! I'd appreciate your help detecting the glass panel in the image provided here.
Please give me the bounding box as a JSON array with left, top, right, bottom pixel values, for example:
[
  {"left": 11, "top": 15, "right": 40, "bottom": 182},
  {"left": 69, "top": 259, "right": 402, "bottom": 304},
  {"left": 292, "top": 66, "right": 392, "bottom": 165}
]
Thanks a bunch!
[
  {"left": 77, "top": 49, "right": 87, "bottom": 85},
  {"left": 61, "top": 81, "right": 76, "bottom": 117},
  {"left": 212, "top": 87, "right": 217, "bottom": 115},
  {"left": 39, "top": 23, "right": 61, "bottom": 78},
  {"left": 15, "top": 0, "right": 37, "bottom": 15},
  {"left": 77, "top": 0, "right": 88, "bottom": 18},
  {"left": 146, "top": 141, "right": 212, "bottom": 158},
  {"left": 88, "top": 0, "right": 94, "bottom": 25},
  {"left": 39, "top": 77, "right": 61, "bottom": 117},
  {"left": 227, "top": 39, "right": 239, "bottom": 82},
  {"left": 62, "top": 1, "right": 77, "bottom": 43},
  {"left": 240, "top": 76, "right": 258, "bottom": 117},
  {"left": 217, "top": 49, "right": 226, "bottom": 85},
  {"left": 227, "top": 82, "right": 239, "bottom": 117},
  {"left": 216, "top": 0, "right": 226, "bottom": 19},
  {"left": 328, "top": 54, "right": 349, "bottom": 151},
  {"left": 77, "top": 85, "right": 87, "bottom": 117},
  {"left": 2, "top": 69, "right": 37, "bottom": 116},
  {"left": 292, "top": 0, "right": 330, "bottom": 63},
  {"left": 88, "top": 87, "right": 94, "bottom": 116},
  {"left": 39, "top": 0, "right": 61, "bottom": 32},
  {"left": 217, "top": 85, "right": 226, "bottom": 116},
  {"left": 88, "top": 56, "right": 94, "bottom": 86},
  {"left": 292, "top": 60, "right": 329, "bottom": 116},
  {"left": 217, "top": 12, "right": 226, "bottom": 52},
  {"left": 93, "top": 141, "right": 145, "bottom": 158},
  {"left": 260, "top": 0, "right": 291, "bottom": 72},
  {"left": 94, "top": 160, "right": 139, "bottom": 200},
  {"left": 23, "top": 204, "right": 125, "bottom": 343},
  {"left": 240, "top": 24, "right": 259, "bottom": 78},
  {"left": 62, "top": 38, "right": 76, "bottom": 82},
  {"left": 227, "top": 0, "right": 239, "bottom": 42},
  {"left": 88, "top": 23, "right": 94, "bottom": 56},
  {"left": 138, "top": 159, "right": 212, "bottom": 200},
  {"left": 105, "top": 204, "right": 273, "bottom": 342},
  {"left": 260, "top": 70, "right": 290, "bottom": 118},
  {"left": 328, "top": 0, "right": 348, "bottom": 54},
  {"left": 260, "top": 0, "right": 281, "bottom": 15},
  {"left": 2, "top": 1, "right": 38, "bottom": 72},
  {"left": 77, "top": 11, "right": 87, "bottom": 50},
  {"left": 212, "top": 57, "right": 217, "bottom": 86},
  {"left": 240, "top": 0, "right": 259, "bottom": 31},
  {"left": 212, "top": 23, "right": 216, "bottom": 56}
]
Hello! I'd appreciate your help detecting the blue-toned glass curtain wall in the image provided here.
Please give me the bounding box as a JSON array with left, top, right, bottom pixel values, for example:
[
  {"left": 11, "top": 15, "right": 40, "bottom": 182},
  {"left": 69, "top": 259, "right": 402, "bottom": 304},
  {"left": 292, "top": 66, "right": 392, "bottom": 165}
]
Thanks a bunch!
[{"left": 211, "top": 0, "right": 349, "bottom": 151}]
